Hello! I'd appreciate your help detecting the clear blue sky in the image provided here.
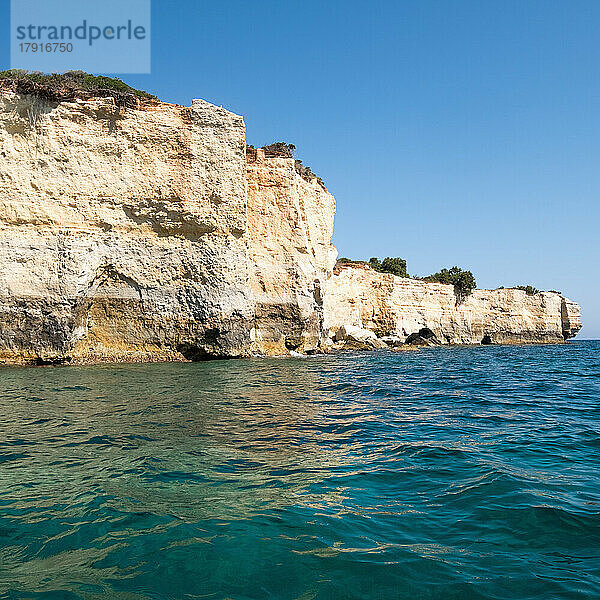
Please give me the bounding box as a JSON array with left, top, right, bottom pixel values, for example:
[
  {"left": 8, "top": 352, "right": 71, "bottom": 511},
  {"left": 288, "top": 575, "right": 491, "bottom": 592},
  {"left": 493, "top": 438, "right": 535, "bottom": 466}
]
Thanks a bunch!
[{"left": 1, "top": 0, "right": 598, "bottom": 338}]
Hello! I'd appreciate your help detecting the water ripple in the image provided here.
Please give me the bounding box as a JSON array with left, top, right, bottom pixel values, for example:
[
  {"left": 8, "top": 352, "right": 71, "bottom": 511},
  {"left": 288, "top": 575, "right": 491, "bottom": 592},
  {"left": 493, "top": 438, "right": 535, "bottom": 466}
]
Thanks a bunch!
[{"left": 0, "top": 341, "right": 599, "bottom": 599}]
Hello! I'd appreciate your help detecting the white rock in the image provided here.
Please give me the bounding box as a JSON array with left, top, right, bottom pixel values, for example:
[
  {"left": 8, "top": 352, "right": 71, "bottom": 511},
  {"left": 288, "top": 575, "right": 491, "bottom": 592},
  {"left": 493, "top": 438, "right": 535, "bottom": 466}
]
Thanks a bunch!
[{"left": 324, "top": 266, "right": 582, "bottom": 345}]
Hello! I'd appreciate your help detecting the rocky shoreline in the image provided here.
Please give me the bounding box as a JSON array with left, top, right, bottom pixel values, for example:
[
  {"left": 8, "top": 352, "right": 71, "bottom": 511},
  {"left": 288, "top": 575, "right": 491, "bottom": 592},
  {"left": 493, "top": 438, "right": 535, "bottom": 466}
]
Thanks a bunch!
[{"left": 0, "top": 90, "right": 582, "bottom": 365}]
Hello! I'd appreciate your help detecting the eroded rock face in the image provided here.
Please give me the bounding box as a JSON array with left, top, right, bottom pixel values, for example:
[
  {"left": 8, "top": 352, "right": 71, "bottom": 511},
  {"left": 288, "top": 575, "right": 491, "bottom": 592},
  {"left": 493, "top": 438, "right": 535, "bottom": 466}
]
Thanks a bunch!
[
  {"left": 246, "top": 150, "right": 336, "bottom": 354},
  {"left": 0, "top": 93, "right": 337, "bottom": 363},
  {"left": 0, "top": 92, "right": 583, "bottom": 364},
  {"left": 324, "top": 265, "right": 583, "bottom": 345},
  {"left": 0, "top": 93, "right": 252, "bottom": 363},
  {"left": 561, "top": 298, "right": 583, "bottom": 340}
]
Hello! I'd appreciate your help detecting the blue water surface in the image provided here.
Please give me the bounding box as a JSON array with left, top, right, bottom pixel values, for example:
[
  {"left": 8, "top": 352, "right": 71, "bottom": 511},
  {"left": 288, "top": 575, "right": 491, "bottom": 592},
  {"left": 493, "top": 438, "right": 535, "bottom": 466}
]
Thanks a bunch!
[{"left": 0, "top": 341, "right": 599, "bottom": 599}]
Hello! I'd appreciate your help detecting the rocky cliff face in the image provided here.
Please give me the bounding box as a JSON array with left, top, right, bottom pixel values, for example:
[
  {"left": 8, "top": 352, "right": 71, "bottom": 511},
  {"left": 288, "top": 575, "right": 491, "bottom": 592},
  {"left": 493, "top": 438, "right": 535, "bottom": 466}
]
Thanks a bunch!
[
  {"left": 0, "top": 93, "right": 252, "bottom": 363},
  {"left": 247, "top": 149, "right": 336, "bottom": 354},
  {"left": 0, "top": 91, "right": 582, "bottom": 364},
  {"left": 0, "top": 93, "right": 336, "bottom": 363},
  {"left": 324, "top": 264, "right": 582, "bottom": 345}
]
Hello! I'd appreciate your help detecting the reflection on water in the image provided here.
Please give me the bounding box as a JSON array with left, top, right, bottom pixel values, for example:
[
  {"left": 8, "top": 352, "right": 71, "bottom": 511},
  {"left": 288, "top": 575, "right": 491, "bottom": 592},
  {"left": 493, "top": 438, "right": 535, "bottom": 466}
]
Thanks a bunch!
[{"left": 0, "top": 342, "right": 599, "bottom": 599}]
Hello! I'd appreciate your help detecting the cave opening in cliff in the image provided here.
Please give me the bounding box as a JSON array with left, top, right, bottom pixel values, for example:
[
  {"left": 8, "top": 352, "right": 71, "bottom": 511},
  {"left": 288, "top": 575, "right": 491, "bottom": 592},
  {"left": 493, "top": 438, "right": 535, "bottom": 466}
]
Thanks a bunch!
[
  {"left": 176, "top": 343, "right": 220, "bottom": 362},
  {"left": 481, "top": 335, "right": 492, "bottom": 345}
]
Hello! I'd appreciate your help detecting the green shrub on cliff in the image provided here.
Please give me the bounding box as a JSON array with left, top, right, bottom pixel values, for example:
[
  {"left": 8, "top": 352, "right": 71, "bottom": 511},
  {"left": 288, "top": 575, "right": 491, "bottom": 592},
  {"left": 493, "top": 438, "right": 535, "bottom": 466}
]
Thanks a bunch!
[
  {"left": 516, "top": 285, "right": 540, "bottom": 296},
  {"left": 262, "top": 142, "right": 296, "bottom": 158},
  {"left": 335, "top": 256, "right": 409, "bottom": 278},
  {"left": 422, "top": 266, "right": 476, "bottom": 299},
  {"left": 0, "top": 69, "right": 155, "bottom": 107},
  {"left": 252, "top": 142, "right": 326, "bottom": 188},
  {"left": 369, "top": 257, "right": 409, "bottom": 278}
]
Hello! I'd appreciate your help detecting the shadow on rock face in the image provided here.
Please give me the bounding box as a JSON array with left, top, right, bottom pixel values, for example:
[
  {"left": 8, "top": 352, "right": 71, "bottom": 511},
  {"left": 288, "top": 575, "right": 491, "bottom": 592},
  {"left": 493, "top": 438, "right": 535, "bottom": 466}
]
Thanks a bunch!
[{"left": 176, "top": 343, "right": 220, "bottom": 362}]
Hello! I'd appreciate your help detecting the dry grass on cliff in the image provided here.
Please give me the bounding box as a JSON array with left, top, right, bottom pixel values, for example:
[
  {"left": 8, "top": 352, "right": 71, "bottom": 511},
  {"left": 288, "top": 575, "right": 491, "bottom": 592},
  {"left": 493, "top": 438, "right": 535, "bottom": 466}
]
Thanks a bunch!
[{"left": 0, "top": 70, "right": 156, "bottom": 108}]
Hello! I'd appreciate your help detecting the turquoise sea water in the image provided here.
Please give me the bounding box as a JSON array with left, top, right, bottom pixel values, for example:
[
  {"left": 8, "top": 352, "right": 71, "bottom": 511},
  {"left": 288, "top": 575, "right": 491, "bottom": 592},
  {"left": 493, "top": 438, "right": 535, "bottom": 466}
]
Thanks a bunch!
[{"left": 0, "top": 341, "right": 599, "bottom": 600}]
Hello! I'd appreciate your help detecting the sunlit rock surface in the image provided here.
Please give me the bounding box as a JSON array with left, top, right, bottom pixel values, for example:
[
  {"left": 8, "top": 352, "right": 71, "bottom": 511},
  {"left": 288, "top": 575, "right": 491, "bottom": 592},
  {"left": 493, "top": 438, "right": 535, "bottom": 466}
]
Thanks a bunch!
[
  {"left": 246, "top": 149, "right": 336, "bottom": 355},
  {"left": 324, "top": 264, "right": 582, "bottom": 345},
  {"left": 0, "top": 93, "right": 251, "bottom": 363},
  {"left": 0, "top": 92, "right": 582, "bottom": 364}
]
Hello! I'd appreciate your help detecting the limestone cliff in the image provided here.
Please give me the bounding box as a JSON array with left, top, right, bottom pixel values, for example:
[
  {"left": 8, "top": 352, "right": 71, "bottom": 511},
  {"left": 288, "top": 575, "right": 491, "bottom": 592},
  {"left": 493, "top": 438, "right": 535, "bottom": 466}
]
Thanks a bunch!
[
  {"left": 0, "top": 92, "right": 336, "bottom": 363},
  {"left": 247, "top": 149, "right": 336, "bottom": 354},
  {"left": 0, "top": 92, "right": 252, "bottom": 363},
  {"left": 324, "top": 264, "right": 582, "bottom": 345},
  {"left": 0, "top": 90, "right": 582, "bottom": 364}
]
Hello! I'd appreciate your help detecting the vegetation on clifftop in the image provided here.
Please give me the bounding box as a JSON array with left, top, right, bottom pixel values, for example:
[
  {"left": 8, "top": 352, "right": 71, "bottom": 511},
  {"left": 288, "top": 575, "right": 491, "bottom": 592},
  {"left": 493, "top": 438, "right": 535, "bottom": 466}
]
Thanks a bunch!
[
  {"left": 421, "top": 266, "right": 477, "bottom": 300},
  {"left": 247, "top": 141, "right": 326, "bottom": 188},
  {"left": 515, "top": 285, "right": 541, "bottom": 296},
  {"left": 337, "top": 258, "right": 478, "bottom": 301},
  {"left": 336, "top": 258, "right": 369, "bottom": 267},
  {"left": 262, "top": 142, "right": 296, "bottom": 158},
  {"left": 368, "top": 257, "right": 408, "bottom": 277},
  {"left": 336, "top": 256, "right": 410, "bottom": 278},
  {"left": 0, "top": 70, "right": 156, "bottom": 107},
  {"left": 497, "top": 285, "right": 549, "bottom": 295}
]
